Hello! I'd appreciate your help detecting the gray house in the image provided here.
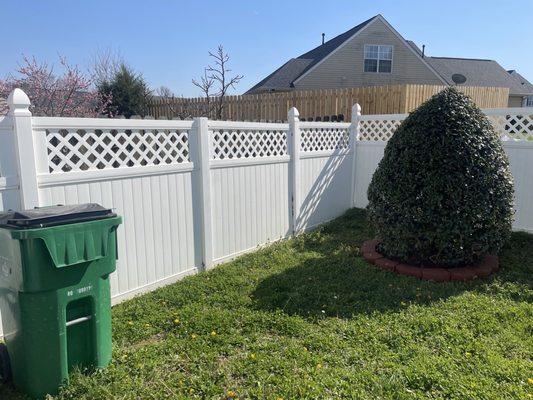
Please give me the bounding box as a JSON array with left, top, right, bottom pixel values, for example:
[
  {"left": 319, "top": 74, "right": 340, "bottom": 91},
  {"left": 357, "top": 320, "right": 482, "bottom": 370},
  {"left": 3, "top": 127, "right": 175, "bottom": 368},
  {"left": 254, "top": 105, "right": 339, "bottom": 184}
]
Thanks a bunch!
[{"left": 247, "top": 15, "right": 533, "bottom": 107}]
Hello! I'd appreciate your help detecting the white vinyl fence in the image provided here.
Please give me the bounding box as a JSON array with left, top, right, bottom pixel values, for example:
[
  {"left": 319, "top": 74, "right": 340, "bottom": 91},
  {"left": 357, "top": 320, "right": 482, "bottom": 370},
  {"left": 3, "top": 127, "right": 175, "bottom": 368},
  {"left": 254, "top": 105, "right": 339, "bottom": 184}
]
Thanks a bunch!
[{"left": 0, "top": 89, "right": 532, "bottom": 338}]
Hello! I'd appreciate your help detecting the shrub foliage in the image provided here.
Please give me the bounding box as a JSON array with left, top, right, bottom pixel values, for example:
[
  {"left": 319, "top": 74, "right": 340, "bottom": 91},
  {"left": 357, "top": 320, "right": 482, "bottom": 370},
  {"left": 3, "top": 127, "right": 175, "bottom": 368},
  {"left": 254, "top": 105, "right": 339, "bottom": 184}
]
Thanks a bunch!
[{"left": 367, "top": 88, "right": 514, "bottom": 267}]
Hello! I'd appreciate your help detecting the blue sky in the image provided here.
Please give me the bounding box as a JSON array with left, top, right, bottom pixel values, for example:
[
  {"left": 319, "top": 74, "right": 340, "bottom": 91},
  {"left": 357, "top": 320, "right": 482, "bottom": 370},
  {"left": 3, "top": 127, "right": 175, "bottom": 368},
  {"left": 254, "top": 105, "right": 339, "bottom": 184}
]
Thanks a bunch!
[{"left": 2, "top": 0, "right": 532, "bottom": 97}]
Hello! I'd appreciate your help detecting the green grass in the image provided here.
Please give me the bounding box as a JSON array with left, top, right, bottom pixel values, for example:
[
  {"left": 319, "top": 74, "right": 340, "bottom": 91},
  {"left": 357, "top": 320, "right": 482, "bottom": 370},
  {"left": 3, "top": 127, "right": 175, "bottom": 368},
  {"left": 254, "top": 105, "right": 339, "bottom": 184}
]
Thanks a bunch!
[{"left": 2, "top": 208, "right": 532, "bottom": 399}]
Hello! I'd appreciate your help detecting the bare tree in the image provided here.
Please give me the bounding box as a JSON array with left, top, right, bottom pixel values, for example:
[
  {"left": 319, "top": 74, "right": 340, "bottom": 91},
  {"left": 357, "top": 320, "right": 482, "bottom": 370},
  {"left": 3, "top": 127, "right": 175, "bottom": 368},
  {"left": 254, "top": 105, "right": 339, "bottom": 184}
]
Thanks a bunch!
[
  {"left": 90, "top": 48, "right": 123, "bottom": 87},
  {"left": 192, "top": 68, "right": 216, "bottom": 118},
  {"left": 193, "top": 45, "right": 243, "bottom": 119}
]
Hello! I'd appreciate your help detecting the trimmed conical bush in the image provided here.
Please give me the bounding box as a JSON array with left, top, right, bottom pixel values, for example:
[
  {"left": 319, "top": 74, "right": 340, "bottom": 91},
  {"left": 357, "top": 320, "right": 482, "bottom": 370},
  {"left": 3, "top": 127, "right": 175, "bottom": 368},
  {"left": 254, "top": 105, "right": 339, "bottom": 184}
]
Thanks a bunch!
[{"left": 367, "top": 88, "right": 514, "bottom": 267}]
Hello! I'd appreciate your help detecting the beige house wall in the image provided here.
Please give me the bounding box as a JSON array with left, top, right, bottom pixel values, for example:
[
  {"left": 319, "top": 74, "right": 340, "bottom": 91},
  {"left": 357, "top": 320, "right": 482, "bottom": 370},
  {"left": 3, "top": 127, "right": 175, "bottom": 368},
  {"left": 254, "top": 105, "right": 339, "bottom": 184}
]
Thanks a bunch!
[
  {"left": 507, "top": 96, "right": 523, "bottom": 107},
  {"left": 294, "top": 19, "right": 443, "bottom": 90}
]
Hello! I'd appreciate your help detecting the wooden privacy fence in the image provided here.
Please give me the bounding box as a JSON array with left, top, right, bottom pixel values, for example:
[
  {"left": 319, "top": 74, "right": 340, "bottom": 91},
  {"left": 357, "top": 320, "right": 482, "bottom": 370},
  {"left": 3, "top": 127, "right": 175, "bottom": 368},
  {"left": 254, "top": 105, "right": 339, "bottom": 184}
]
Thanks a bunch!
[{"left": 148, "top": 84, "right": 509, "bottom": 121}]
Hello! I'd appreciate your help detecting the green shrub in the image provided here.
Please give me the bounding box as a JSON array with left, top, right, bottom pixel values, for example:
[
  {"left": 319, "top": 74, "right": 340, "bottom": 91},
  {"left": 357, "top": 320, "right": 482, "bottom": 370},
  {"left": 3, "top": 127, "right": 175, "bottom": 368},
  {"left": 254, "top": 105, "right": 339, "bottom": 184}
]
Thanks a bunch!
[{"left": 367, "top": 88, "right": 514, "bottom": 267}]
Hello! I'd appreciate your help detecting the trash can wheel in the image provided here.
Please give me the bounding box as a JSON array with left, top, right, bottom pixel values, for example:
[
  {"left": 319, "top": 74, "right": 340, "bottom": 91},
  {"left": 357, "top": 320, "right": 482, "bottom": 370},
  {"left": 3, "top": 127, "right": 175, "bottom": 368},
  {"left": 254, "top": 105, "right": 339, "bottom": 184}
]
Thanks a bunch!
[{"left": 0, "top": 343, "right": 11, "bottom": 382}]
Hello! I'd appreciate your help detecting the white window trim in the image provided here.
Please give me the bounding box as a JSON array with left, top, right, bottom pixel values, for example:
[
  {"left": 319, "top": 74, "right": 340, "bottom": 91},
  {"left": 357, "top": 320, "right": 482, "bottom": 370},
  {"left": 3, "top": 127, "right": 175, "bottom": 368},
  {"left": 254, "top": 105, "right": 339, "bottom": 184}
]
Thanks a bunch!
[{"left": 363, "top": 44, "right": 394, "bottom": 74}]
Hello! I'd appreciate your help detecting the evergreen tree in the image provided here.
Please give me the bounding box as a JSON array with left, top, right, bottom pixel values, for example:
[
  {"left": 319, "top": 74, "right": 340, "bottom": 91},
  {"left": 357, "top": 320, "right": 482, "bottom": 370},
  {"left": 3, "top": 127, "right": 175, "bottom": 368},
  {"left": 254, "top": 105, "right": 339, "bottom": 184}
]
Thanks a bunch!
[{"left": 98, "top": 64, "right": 151, "bottom": 118}]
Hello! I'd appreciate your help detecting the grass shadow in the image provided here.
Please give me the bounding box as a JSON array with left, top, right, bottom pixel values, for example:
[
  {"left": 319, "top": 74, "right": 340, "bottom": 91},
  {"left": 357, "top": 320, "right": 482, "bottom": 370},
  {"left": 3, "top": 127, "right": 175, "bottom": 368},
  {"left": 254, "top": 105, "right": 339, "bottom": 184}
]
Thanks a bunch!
[{"left": 252, "top": 208, "right": 533, "bottom": 320}]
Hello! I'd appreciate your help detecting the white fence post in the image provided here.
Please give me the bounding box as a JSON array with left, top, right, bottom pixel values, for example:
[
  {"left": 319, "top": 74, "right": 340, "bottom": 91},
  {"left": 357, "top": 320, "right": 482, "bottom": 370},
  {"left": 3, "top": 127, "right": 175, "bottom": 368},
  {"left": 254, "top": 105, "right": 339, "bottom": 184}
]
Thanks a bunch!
[
  {"left": 350, "top": 103, "right": 361, "bottom": 207},
  {"left": 288, "top": 107, "right": 301, "bottom": 235},
  {"left": 7, "top": 89, "right": 40, "bottom": 210},
  {"left": 194, "top": 117, "right": 213, "bottom": 270}
]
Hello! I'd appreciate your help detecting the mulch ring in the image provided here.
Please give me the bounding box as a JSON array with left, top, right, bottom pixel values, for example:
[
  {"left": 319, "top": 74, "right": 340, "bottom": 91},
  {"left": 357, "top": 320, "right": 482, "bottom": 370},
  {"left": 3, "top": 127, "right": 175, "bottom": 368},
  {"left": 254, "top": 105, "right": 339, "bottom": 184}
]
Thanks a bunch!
[{"left": 361, "top": 239, "right": 499, "bottom": 282}]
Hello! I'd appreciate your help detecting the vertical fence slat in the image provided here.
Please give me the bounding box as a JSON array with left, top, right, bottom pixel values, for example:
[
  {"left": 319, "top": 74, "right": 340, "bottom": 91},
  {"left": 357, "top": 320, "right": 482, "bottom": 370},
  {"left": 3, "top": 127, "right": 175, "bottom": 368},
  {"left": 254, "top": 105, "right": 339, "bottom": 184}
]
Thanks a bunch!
[
  {"left": 288, "top": 107, "right": 301, "bottom": 234},
  {"left": 193, "top": 117, "right": 213, "bottom": 270}
]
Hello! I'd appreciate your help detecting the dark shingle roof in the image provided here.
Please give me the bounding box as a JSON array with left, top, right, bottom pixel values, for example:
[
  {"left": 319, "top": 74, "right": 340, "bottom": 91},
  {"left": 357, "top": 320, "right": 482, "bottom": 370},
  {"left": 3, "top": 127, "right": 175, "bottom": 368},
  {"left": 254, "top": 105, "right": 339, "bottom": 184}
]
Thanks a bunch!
[
  {"left": 426, "top": 57, "right": 533, "bottom": 95},
  {"left": 245, "top": 59, "right": 313, "bottom": 93},
  {"left": 507, "top": 70, "right": 533, "bottom": 94},
  {"left": 246, "top": 15, "right": 379, "bottom": 94}
]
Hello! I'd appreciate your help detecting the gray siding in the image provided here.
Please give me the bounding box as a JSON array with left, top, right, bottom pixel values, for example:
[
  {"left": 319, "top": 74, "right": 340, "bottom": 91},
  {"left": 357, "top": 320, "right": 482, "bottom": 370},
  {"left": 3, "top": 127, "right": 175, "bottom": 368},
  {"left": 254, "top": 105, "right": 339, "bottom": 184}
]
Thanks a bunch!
[
  {"left": 508, "top": 96, "right": 524, "bottom": 107},
  {"left": 294, "top": 19, "right": 443, "bottom": 90}
]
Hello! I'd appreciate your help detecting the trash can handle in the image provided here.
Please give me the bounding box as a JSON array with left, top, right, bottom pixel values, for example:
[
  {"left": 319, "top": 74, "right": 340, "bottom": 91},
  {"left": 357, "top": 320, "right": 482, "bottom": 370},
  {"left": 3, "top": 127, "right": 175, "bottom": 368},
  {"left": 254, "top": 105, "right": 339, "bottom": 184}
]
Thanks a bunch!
[{"left": 66, "top": 316, "right": 92, "bottom": 327}]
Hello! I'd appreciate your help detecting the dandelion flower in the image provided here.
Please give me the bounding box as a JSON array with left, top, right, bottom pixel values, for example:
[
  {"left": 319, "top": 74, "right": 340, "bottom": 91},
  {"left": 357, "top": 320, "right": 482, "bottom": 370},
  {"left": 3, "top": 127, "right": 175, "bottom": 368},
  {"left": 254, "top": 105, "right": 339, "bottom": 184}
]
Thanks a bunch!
[
  {"left": 528, "top": 378, "right": 533, "bottom": 384},
  {"left": 465, "top": 352, "right": 472, "bottom": 357},
  {"left": 127, "top": 321, "right": 134, "bottom": 326},
  {"left": 174, "top": 318, "right": 180, "bottom": 325},
  {"left": 211, "top": 331, "right": 217, "bottom": 336},
  {"left": 191, "top": 334, "right": 198, "bottom": 340},
  {"left": 303, "top": 347, "right": 308, "bottom": 352},
  {"left": 250, "top": 353, "right": 256, "bottom": 359},
  {"left": 316, "top": 363, "right": 322, "bottom": 369},
  {"left": 227, "top": 390, "right": 236, "bottom": 397}
]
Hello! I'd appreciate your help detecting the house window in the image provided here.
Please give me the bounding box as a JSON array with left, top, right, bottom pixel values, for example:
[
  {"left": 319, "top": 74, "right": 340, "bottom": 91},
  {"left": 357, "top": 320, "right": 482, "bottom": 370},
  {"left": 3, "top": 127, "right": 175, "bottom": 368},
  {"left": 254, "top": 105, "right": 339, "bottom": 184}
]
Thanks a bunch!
[
  {"left": 364, "top": 45, "right": 393, "bottom": 73},
  {"left": 525, "top": 96, "right": 533, "bottom": 107}
]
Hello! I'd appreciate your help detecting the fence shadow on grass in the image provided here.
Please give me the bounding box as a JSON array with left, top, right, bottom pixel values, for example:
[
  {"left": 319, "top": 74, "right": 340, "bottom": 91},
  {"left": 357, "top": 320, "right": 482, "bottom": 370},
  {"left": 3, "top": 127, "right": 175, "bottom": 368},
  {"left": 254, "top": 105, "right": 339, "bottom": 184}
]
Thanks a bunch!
[{"left": 252, "top": 210, "right": 533, "bottom": 320}]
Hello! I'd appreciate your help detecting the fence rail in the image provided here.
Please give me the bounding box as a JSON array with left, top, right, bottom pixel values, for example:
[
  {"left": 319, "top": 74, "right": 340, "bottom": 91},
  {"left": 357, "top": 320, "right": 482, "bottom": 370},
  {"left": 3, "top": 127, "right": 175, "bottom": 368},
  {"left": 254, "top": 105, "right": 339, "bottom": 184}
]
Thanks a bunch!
[
  {"left": 0, "top": 89, "right": 532, "bottom": 339},
  {"left": 148, "top": 84, "right": 510, "bottom": 121}
]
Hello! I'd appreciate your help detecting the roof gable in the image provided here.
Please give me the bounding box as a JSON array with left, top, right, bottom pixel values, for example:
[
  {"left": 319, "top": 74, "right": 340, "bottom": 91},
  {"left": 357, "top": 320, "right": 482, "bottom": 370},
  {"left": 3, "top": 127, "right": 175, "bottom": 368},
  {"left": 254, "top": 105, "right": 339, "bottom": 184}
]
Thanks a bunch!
[
  {"left": 247, "top": 15, "right": 445, "bottom": 93},
  {"left": 293, "top": 15, "right": 445, "bottom": 86},
  {"left": 246, "top": 15, "right": 380, "bottom": 93},
  {"left": 507, "top": 70, "right": 533, "bottom": 94}
]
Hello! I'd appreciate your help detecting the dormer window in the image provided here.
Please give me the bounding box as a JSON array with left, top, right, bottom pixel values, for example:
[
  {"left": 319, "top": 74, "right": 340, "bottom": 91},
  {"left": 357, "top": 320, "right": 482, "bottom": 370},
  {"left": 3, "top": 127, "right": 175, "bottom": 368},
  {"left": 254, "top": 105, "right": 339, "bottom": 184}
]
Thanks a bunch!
[{"left": 364, "top": 45, "right": 393, "bottom": 73}]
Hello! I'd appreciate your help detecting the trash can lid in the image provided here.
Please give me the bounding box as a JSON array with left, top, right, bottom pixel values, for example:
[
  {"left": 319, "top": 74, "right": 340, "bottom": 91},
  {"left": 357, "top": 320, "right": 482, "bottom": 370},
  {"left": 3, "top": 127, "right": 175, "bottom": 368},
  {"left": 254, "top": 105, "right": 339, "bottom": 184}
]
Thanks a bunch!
[{"left": 0, "top": 203, "right": 117, "bottom": 229}]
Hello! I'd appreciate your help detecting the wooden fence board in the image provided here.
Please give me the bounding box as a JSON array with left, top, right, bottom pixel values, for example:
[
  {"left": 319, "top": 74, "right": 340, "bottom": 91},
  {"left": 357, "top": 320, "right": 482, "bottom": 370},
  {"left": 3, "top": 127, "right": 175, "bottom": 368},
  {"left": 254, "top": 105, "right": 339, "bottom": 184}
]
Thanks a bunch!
[{"left": 148, "top": 84, "right": 510, "bottom": 121}]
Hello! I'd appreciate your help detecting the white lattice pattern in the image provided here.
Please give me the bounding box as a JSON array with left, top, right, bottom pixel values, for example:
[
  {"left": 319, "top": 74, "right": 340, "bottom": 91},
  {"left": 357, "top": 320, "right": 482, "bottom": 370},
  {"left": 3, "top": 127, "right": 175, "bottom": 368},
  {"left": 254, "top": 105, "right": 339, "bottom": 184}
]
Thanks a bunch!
[
  {"left": 358, "top": 118, "right": 404, "bottom": 141},
  {"left": 46, "top": 128, "right": 190, "bottom": 173},
  {"left": 300, "top": 127, "right": 350, "bottom": 152},
  {"left": 211, "top": 129, "right": 287, "bottom": 159},
  {"left": 486, "top": 113, "right": 533, "bottom": 141}
]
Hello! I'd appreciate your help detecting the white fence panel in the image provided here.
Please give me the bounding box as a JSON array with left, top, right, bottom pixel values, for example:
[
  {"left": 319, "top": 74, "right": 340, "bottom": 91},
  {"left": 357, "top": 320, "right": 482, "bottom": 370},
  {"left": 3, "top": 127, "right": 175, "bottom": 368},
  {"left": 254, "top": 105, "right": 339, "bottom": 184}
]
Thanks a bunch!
[
  {"left": 298, "top": 122, "right": 353, "bottom": 230},
  {"left": 503, "top": 142, "right": 533, "bottom": 233},
  {"left": 353, "top": 141, "right": 387, "bottom": 208},
  {"left": 38, "top": 172, "right": 199, "bottom": 301},
  {"left": 211, "top": 161, "right": 290, "bottom": 262},
  {"left": 299, "top": 153, "right": 353, "bottom": 230},
  {"left": 209, "top": 121, "right": 291, "bottom": 262},
  {"left": 32, "top": 117, "right": 200, "bottom": 303}
]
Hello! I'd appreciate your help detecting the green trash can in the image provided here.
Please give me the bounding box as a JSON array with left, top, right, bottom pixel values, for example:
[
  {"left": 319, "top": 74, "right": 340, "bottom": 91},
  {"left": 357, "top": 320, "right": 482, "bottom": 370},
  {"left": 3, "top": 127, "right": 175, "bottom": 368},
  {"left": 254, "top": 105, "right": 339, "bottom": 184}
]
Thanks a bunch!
[{"left": 0, "top": 203, "right": 121, "bottom": 398}]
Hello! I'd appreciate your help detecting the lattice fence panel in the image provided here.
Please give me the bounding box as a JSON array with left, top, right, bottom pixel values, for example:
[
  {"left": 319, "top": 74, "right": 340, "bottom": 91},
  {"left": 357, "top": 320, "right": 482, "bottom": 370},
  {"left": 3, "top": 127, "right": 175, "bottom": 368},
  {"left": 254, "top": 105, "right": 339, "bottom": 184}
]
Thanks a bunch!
[
  {"left": 300, "top": 127, "right": 350, "bottom": 152},
  {"left": 211, "top": 129, "right": 287, "bottom": 160},
  {"left": 486, "top": 113, "right": 533, "bottom": 141},
  {"left": 358, "top": 118, "right": 404, "bottom": 141},
  {"left": 46, "top": 128, "right": 190, "bottom": 173}
]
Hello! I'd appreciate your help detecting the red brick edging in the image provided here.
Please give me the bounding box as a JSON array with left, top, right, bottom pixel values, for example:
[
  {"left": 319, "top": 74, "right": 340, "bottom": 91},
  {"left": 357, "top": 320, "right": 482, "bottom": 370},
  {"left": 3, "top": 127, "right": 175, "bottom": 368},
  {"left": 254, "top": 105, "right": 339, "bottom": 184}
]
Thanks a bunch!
[{"left": 361, "top": 240, "right": 499, "bottom": 281}]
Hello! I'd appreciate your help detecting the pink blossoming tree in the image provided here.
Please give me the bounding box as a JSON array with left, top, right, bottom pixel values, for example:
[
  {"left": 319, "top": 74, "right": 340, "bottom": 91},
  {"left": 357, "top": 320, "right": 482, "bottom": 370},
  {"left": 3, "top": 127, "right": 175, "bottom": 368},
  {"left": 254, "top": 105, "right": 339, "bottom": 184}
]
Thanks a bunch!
[{"left": 0, "top": 56, "right": 111, "bottom": 117}]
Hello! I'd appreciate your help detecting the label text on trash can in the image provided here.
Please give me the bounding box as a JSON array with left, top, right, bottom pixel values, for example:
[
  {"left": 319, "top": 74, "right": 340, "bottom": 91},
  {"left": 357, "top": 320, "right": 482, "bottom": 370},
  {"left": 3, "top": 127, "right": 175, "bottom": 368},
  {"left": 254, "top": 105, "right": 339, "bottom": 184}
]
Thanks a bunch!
[{"left": 67, "top": 285, "right": 93, "bottom": 297}]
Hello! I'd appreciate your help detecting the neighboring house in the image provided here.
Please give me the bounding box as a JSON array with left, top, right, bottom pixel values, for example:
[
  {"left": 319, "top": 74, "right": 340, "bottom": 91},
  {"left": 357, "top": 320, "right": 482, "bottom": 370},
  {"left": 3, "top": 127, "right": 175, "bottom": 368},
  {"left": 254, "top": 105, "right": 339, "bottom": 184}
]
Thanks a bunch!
[
  {"left": 507, "top": 70, "right": 533, "bottom": 107},
  {"left": 247, "top": 15, "right": 533, "bottom": 107}
]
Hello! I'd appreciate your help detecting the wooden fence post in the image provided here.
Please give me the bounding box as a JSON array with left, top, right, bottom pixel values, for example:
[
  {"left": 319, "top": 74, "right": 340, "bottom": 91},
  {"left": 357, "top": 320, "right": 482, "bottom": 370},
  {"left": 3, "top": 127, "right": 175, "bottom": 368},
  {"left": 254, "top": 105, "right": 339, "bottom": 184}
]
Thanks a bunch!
[
  {"left": 193, "top": 117, "right": 213, "bottom": 270},
  {"left": 350, "top": 103, "right": 361, "bottom": 207},
  {"left": 7, "top": 88, "right": 40, "bottom": 210},
  {"left": 288, "top": 107, "right": 301, "bottom": 235}
]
